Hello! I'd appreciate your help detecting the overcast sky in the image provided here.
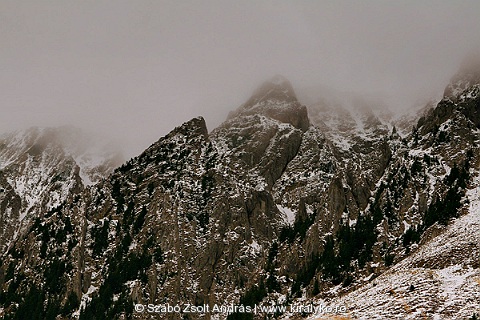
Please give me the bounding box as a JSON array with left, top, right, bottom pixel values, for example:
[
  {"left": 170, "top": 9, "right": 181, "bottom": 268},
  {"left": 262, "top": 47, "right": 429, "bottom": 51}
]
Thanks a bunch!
[{"left": 2, "top": 1, "right": 480, "bottom": 158}]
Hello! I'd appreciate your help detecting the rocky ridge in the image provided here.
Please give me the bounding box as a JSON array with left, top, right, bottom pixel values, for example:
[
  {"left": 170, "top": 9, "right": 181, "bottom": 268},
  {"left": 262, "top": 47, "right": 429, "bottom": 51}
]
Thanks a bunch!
[{"left": 0, "top": 65, "right": 479, "bottom": 319}]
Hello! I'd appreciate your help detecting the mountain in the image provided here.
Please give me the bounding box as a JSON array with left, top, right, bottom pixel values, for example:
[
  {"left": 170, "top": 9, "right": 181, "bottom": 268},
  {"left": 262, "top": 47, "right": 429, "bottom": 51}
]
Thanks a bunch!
[
  {"left": 0, "top": 126, "right": 123, "bottom": 253},
  {"left": 1, "top": 63, "right": 480, "bottom": 320}
]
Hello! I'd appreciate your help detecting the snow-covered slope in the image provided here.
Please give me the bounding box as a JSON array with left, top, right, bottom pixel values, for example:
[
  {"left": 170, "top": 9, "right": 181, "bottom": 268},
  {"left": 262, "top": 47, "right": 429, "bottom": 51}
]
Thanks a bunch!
[
  {"left": 306, "top": 94, "right": 391, "bottom": 152},
  {"left": 0, "top": 126, "right": 123, "bottom": 253},
  {"left": 0, "top": 126, "right": 123, "bottom": 186}
]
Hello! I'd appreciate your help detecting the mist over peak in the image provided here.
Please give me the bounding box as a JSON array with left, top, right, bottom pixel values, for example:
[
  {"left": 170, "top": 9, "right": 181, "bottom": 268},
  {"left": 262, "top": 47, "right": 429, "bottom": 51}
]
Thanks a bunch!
[
  {"left": 459, "top": 50, "right": 480, "bottom": 72},
  {"left": 444, "top": 52, "right": 480, "bottom": 99},
  {"left": 244, "top": 75, "right": 298, "bottom": 108}
]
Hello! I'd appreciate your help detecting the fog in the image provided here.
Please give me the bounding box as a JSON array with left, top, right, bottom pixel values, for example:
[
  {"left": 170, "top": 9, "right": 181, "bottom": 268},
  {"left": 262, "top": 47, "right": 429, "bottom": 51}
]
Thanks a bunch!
[{"left": 1, "top": 1, "right": 480, "bottom": 158}]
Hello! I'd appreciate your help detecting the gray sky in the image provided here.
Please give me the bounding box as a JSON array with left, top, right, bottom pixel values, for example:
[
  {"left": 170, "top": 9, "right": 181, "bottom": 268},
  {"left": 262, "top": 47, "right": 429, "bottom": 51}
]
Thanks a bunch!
[{"left": 2, "top": 1, "right": 480, "bottom": 158}]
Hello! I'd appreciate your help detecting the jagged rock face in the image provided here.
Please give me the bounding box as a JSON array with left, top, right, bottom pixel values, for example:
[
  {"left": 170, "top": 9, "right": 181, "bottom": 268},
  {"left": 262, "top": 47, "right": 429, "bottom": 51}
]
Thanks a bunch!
[
  {"left": 212, "top": 115, "right": 304, "bottom": 189},
  {"left": 0, "top": 173, "right": 21, "bottom": 255},
  {"left": 66, "top": 116, "right": 286, "bottom": 318},
  {"left": 2, "top": 64, "right": 480, "bottom": 320},
  {"left": 306, "top": 95, "right": 393, "bottom": 214},
  {"left": 272, "top": 126, "right": 336, "bottom": 211},
  {"left": 458, "top": 84, "right": 480, "bottom": 127}
]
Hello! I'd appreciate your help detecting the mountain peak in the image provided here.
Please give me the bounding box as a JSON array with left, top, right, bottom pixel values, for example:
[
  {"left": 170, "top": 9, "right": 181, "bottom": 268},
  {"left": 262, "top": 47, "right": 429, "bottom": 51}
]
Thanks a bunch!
[
  {"left": 243, "top": 75, "right": 297, "bottom": 108},
  {"left": 225, "top": 76, "right": 309, "bottom": 131},
  {"left": 169, "top": 116, "right": 208, "bottom": 139},
  {"left": 145, "top": 116, "right": 209, "bottom": 155},
  {"left": 269, "top": 74, "right": 290, "bottom": 86}
]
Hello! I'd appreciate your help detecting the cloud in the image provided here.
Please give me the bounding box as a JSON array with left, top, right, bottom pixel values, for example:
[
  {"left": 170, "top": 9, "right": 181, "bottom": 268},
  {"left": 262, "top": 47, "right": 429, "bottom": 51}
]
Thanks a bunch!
[{"left": 1, "top": 1, "right": 480, "bottom": 158}]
